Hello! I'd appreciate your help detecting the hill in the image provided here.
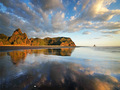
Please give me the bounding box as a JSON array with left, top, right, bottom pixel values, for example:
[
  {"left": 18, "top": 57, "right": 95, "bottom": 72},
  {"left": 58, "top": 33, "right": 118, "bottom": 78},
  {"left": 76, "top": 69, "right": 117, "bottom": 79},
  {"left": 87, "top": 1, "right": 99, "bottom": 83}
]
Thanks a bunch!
[{"left": 0, "top": 28, "right": 76, "bottom": 46}]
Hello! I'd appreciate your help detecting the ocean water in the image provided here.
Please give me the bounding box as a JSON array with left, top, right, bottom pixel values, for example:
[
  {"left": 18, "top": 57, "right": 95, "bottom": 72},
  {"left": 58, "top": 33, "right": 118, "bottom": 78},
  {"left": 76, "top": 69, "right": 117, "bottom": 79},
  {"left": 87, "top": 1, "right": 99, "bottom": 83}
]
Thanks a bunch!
[{"left": 0, "top": 47, "right": 120, "bottom": 90}]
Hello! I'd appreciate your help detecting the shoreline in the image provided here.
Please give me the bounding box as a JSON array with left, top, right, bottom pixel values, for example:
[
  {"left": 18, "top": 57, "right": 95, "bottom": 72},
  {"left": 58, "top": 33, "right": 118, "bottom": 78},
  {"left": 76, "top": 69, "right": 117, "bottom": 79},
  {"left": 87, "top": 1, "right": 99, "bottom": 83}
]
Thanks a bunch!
[{"left": 0, "top": 45, "right": 77, "bottom": 51}]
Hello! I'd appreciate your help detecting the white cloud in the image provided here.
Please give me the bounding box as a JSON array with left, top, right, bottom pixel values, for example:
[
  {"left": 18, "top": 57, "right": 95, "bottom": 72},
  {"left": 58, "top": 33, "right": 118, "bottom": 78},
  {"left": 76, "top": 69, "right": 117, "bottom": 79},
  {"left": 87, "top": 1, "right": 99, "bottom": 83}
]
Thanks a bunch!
[
  {"left": 79, "top": 0, "right": 119, "bottom": 21},
  {"left": 83, "top": 31, "right": 91, "bottom": 35},
  {"left": 38, "top": 8, "right": 49, "bottom": 23},
  {"left": 101, "top": 30, "right": 120, "bottom": 34},
  {"left": 81, "top": 0, "right": 90, "bottom": 11},
  {"left": 61, "top": 13, "right": 65, "bottom": 18},
  {"left": 77, "top": 1, "right": 80, "bottom": 5},
  {"left": 102, "top": 35, "right": 113, "bottom": 38},
  {"left": 70, "top": 16, "right": 75, "bottom": 21},
  {"left": 51, "top": 11, "right": 66, "bottom": 32},
  {"left": 74, "top": 7, "right": 77, "bottom": 11},
  {"left": 50, "top": 11, "right": 53, "bottom": 14}
]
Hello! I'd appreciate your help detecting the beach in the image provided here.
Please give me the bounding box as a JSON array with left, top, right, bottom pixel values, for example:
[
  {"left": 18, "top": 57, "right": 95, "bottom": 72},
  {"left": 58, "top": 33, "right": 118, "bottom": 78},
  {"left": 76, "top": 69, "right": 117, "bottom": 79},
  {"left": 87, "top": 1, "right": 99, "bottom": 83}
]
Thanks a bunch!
[
  {"left": 0, "top": 46, "right": 120, "bottom": 90},
  {"left": 0, "top": 45, "right": 76, "bottom": 51}
]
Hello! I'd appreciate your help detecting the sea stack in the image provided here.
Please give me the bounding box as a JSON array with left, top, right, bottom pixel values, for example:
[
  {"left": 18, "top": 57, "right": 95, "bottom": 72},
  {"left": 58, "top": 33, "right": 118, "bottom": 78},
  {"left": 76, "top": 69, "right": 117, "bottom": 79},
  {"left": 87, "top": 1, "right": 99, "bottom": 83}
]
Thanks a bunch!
[{"left": 93, "top": 44, "right": 96, "bottom": 47}]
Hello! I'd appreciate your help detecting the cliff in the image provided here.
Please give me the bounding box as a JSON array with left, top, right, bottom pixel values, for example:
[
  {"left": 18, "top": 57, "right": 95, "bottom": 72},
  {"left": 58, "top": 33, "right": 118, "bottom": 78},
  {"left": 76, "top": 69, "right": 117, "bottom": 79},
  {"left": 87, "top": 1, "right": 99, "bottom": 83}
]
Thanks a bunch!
[
  {"left": 0, "top": 28, "right": 76, "bottom": 46},
  {"left": 8, "top": 28, "right": 31, "bottom": 45},
  {"left": 44, "top": 37, "right": 76, "bottom": 46},
  {"left": 0, "top": 34, "right": 11, "bottom": 45},
  {"left": 30, "top": 38, "right": 47, "bottom": 46}
]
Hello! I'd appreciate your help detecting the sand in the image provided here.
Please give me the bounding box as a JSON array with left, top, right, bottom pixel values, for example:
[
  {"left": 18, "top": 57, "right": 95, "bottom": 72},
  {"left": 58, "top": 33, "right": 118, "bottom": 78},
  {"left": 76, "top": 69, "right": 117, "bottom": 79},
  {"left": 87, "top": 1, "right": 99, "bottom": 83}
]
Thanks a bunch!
[{"left": 0, "top": 45, "right": 76, "bottom": 51}]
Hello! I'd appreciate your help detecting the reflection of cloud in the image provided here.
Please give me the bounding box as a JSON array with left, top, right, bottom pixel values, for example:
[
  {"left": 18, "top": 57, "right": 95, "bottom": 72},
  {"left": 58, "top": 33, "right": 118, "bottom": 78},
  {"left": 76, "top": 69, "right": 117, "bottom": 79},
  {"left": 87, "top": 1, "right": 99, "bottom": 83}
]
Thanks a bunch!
[
  {"left": 84, "top": 59, "right": 92, "bottom": 61},
  {"left": 37, "top": 62, "right": 119, "bottom": 90},
  {"left": 0, "top": 58, "right": 120, "bottom": 90},
  {"left": 0, "top": 52, "right": 7, "bottom": 57}
]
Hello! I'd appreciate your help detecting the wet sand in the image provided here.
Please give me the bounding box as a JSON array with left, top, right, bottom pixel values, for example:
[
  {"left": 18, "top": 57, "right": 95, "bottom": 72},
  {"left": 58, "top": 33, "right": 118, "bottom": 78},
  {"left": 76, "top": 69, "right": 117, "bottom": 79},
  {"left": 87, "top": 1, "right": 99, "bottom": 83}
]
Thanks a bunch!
[{"left": 0, "top": 46, "right": 76, "bottom": 51}]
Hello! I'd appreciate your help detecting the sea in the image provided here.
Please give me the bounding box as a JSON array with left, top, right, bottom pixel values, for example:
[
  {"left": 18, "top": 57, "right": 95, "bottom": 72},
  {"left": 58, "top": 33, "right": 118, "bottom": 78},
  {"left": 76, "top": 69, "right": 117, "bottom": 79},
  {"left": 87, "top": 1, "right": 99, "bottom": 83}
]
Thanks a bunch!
[{"left": 0, "top": 46, "right": 120, "bottom": 90}]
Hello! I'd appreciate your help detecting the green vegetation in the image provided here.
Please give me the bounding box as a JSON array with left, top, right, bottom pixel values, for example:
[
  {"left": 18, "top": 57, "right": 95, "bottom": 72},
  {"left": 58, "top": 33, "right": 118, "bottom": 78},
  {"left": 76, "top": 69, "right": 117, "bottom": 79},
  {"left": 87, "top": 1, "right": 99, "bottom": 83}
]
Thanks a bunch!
[{"left": 30, "top": 38, "right": 47, "bottom": 45}]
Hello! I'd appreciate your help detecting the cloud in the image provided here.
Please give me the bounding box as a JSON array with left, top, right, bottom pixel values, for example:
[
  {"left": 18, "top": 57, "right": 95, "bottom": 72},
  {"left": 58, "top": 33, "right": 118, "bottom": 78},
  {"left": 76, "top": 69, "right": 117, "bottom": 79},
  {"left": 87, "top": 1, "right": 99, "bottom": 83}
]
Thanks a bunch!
[
  {"left": 94, "top": 22, "right": 120, "bottom": 30},
  {"left": 83, "top": 31, "right": 91, "bottom": 35},
  {"left": 30, "top": 0, "right": 64, "bottom": 11},
  {"left": 70, "top": 16, "right": 75, "bottom": 21},
  {"left": 81, "top": 0, "right": 90, "bottom": 11},
  {"left": 77, "top": 1, "right": 80, "bottom": 5},
  {"left": 61, "top": 13, "right": 65, "bottom": 18},
  {"left": 1, "top": 60, "right": 119, "bottom": 89},
  {"left": 102, "top": 30, "right": 120, "bottom": 34},
  {"left": 28, "top": 31, "right": 60, "bottom": 38},
  {"left": 70, "top": 0, "right": 120, "bottom": 23},
  {"left": 102, "top": 35, "right": 113, "bottom": 38},
  {"left": 74, "top": 7, "right": 77, "bottom": 11},
  {"left": 0, "top": 12, "right": 10, "bottom": 27},
  {"left": 0, "top": 0, "right": 65, "bottom": 37},
  {"left": 0, "top": 0, "right": 120, "bottom": 38},
  {"left": 80, "top": 22, "right": 120, "bottom": 30},
  {"left": 51, "top": 11, "right": 66, "bottom": 32}
]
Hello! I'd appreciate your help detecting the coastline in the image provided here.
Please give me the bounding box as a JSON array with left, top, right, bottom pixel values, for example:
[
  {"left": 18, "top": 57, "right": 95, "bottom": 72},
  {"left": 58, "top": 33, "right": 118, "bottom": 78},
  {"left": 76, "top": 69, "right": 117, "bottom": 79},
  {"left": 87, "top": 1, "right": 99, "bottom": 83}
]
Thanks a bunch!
[{"left": 0, "top": 45, "right": 77, "bottom": 51}]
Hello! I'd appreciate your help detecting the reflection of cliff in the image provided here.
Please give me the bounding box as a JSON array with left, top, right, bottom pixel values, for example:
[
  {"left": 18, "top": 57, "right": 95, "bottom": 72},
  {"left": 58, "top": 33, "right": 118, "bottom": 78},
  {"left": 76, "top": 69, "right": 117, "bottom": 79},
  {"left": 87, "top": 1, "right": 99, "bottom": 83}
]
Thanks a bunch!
[
  {"left": 6, "top": 48, "right": 74, "bottom": 65},
  {"left": 31, "top": 48, "right": 75, "bottom": 56},
  {"left": 8, "top": 50, "right": 29, "bottom": 65},
  {"left": 0, "top": 52, "right": 7, "bottom": 57}
]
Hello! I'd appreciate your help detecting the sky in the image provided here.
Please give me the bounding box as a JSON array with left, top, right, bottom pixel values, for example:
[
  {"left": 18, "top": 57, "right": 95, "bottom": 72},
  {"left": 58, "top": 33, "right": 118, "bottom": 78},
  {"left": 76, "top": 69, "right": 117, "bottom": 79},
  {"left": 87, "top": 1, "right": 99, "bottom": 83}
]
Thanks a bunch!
[{"left": 0, "top": 0, "right": 120, "bottom": 46}]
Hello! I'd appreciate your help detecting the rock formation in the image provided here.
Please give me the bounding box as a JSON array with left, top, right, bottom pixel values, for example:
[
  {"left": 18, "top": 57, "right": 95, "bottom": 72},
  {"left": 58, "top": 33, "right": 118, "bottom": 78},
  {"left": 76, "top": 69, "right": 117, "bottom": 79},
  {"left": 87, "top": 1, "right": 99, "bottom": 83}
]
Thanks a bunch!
[
  {"left": 8, "top": 28, "right": 31, "bottom": 45},
  {"left": 0, "top": 34, "right": 11, "bottom": 45},
  {"left": 0, "top": 28, "right": 76, "bottom": 46},
  {"left": 30, "top": 38, "right": 47, "bottom": 46},
  {"left": 44, "top": 37, "right": 76, "bottom": 46}
]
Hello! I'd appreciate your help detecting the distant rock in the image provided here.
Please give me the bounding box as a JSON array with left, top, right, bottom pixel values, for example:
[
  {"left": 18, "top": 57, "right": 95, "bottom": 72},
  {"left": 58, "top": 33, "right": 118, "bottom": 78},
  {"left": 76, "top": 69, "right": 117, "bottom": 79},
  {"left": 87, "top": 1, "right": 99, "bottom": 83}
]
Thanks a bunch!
[{"left": 0, "top": 28, "right": 76, "bottom": 46}]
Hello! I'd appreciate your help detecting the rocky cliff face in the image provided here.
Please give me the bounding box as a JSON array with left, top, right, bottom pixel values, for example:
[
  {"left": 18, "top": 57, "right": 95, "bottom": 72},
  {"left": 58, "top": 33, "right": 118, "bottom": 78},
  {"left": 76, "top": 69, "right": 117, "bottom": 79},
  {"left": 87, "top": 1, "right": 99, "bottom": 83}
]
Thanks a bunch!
[
  {"left": 44, "top": 37, "right": 76, "bottom": 46},
  {"left": 8, "top": 28, "right": 31, "bottom": 45},
  {"left": 0, "top": 28, "right": 76, "bottom": 46},
  {"left": 30, "top": 38, "right": 47, "bottom": 46},
  {"left": 0, "top": 34, "right": 11, "bottom": 45}
]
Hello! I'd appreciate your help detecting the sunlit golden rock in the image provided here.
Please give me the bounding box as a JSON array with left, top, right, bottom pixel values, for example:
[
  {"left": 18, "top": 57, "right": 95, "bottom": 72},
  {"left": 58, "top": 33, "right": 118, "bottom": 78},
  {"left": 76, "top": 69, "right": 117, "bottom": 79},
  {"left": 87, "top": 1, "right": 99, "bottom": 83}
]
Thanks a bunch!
[
  {"left": 8, "top": 28, "right": 31, "bottom": 45},
  {"left": 0, "top": 34, "right": 11, "bottom": 45},
  {"left": 0, "top": 28, "right": 76, "bottom": 46}
]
